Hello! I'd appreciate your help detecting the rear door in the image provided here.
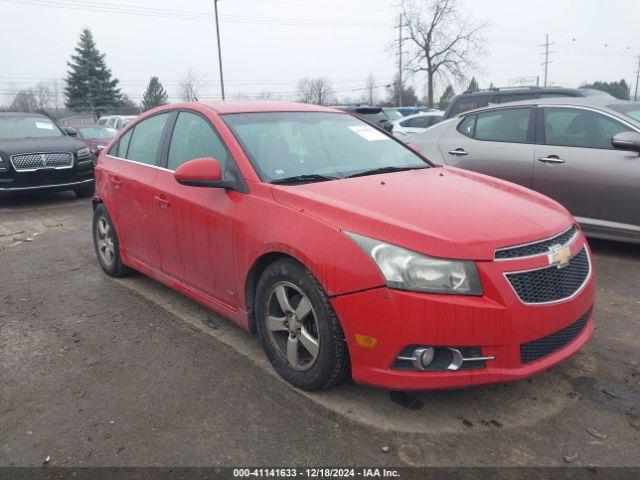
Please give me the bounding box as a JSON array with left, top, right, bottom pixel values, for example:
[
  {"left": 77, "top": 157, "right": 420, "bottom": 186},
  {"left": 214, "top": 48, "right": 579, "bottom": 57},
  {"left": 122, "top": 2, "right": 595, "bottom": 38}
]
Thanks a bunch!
[
  {"left": 533, "top": 106, "right": 640, "bottom": 228},
  {"left": 437, "top": 107, "right": 536, "bottom": 187},
  {"left": 152, "top": 110, "right": 240, "bottom": 306},
  {"left": 104, "top": 112, "right": 170, "bottom": 268}
]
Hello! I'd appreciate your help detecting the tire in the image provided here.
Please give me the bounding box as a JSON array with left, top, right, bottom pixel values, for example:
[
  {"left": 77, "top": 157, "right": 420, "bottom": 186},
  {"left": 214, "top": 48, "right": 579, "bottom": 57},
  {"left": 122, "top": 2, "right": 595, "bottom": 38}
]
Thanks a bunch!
[
  {"left": 73, "top": 182, "right": 95, "bottom": 198},
  {"left": 255, "top": 258, "right": 350, "bottom": 390},
  {"left": 92, "top": 204, "right": 130, "bottom": 277}
]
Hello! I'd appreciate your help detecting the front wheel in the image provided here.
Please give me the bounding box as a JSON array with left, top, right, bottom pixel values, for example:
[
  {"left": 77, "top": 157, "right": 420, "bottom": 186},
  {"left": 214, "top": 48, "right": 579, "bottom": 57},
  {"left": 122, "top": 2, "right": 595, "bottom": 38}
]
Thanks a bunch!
[{"left": 255, "top": 259, "right": 349, "bottom": 390}]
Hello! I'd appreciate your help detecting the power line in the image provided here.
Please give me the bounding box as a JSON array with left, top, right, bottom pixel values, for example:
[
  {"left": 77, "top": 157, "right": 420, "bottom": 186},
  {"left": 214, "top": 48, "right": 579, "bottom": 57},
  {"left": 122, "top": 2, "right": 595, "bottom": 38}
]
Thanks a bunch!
[{"left": 0, "top": 0, "right": 391, "bottom": 27}]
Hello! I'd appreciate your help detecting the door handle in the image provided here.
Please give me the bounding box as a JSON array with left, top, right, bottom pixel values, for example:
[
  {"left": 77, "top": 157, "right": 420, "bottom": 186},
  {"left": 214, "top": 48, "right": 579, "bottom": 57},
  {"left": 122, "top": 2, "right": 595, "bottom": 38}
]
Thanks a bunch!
[
  {"left": 538, "top": 155, "right": 566, "bottom": 164},
  {"left": 109, "top": 175, "right": 122, "bottom": 189},
  {"left": 448, "top": 148, "right": 468, "bottom": 156},
  {"left": 155, "top": 195, "right": 171, "bottom": 209}
]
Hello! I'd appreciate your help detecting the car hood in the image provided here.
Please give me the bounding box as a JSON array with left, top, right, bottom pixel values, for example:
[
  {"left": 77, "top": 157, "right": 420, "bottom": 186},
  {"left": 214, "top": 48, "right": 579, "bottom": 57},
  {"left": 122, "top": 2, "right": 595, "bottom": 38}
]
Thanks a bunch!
[
  {"left": 270, "top": 166, "right": 574, "bottom": 261},
  {"left": 0, "top": 136, "right": 86, "bottom": 157}
]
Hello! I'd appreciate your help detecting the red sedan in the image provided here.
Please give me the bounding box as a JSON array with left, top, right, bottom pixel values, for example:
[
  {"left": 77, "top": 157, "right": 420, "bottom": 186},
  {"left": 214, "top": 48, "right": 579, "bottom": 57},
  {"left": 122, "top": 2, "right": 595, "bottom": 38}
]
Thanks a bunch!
[{"left": 92, "top": 101, "right": 594, "bottom": 391}]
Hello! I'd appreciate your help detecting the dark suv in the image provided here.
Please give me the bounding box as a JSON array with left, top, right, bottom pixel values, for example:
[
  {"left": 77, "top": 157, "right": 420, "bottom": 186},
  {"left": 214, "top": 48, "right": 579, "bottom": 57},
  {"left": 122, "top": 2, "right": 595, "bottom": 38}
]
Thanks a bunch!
[
  {"left": 0, "top": 112, "right": 95, "bottom": 197},
  {"left": 443, "top": 87, "right": 615, "bottom": 119},
  {"left": 334, "top": 106, "right": 398, "bottom": 132}
]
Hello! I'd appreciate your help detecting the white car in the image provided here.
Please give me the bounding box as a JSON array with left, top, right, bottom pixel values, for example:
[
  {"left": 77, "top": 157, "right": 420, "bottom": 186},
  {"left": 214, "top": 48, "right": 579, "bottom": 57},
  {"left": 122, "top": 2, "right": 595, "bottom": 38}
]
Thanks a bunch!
[
  {"left": 392, "top": 111, "right": 443, "bottom": 137},
  {"left": 96, "top": 115, "right": 137, "bottom": 130}
]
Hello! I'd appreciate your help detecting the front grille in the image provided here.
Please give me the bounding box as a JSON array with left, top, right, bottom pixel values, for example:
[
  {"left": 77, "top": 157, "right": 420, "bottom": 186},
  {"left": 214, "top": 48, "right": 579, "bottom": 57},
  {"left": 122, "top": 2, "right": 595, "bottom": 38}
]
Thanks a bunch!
[
  {"left": 11, "top": 152, "right": 74, "bottom": 172},
  {"left": 506, "top": 247, "right": 590, "bottom": 304},
  {"left": 495, "top": 226, "right": 578, "bottom": 260},
  {"left": 520, "top": 311, "right": 590, "bottom": 364}
]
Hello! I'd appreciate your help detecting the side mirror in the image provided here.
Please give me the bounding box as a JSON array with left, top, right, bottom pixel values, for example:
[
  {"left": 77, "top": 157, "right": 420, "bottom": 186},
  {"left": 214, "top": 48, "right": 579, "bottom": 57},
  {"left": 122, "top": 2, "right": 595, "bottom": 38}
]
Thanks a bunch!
[
  {"left": 174, "top": 157, "right": 223, "bottom": 188},
  {"left": 612, "top": 131, "right": 640, "bottom": 154},
  {"left": 64, "top": 126, "right": 79, "bottom": 137}
]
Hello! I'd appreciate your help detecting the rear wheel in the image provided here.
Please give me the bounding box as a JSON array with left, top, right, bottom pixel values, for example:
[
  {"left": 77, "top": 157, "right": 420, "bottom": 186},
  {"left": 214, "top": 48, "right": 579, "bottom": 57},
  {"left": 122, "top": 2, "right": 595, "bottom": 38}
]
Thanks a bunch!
[
  {"left": 255, "top": 259, "right": 349, "bottom": 390},
  {"left": 92, "top": 204, "right": 130, "bottom": 277}
]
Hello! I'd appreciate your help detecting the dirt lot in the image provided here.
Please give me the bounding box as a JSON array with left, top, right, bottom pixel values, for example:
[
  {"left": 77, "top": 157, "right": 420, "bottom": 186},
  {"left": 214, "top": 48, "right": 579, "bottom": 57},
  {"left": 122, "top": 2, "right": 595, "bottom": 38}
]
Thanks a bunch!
[{"left": 1, "top": 192, "right": 639, "bottom": 467}]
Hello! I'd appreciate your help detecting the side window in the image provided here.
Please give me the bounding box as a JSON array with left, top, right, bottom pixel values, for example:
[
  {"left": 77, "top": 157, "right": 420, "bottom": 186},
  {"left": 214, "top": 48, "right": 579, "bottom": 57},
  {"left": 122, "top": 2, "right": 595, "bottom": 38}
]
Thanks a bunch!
[
  {"left": 126, "top": 113, "right": 170, "bottom": 165},
  {"left": 457, "top": 115, "right": 476, "bottom": 138},
  {"left": 543, "top": 108, "right": 630, "bottom": 149},
  {"left": 167, "top": 111, "right": 228, "bottom": 171},
  {"left": 495, "top": 93, "right": 536, "bottom": 103},
  {"left": 411, "top": 116, "right": 435, "bottom": 129},
  {"left": 399, "top": 119, "right": 411, "bottom": 127},
  {"left": 475, "top": 108, "right": 531, "bottom": 143}
]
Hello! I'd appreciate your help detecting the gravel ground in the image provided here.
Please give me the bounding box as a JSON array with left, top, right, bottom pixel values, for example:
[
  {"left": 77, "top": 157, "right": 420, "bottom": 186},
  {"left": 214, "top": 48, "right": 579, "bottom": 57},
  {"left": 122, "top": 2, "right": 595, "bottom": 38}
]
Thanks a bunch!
[{"left": 0, "top": 192, "right": 639, "bottom": 468}]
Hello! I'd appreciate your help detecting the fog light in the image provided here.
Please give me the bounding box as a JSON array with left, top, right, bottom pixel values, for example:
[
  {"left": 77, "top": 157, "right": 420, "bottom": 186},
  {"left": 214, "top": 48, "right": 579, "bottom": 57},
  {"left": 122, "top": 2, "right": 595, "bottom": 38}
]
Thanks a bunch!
[{"left": 414, "top": 347, "right": 435, "bottom": 370}]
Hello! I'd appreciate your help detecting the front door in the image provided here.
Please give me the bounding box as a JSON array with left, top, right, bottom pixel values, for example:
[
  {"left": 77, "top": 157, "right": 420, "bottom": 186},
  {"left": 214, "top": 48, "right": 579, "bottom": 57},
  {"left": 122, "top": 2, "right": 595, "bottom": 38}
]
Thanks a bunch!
[
  {"left": 533, "top": 106, "right": 639, "bottom": 228},
  {"left": 153, "top": 110, "right": 240, "bottom": 306}
]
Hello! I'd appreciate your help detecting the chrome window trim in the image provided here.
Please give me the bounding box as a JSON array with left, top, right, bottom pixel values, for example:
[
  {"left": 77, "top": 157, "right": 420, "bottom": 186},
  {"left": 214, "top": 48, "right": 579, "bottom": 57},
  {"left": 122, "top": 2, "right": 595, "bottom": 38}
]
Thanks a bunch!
[
  {"left": 503, "top": 246, "right": 592, "bottom": 306},
  {"left": 494, "top": 226, "right": 579, "bottom": 261},
  {"left": 106, "top": 154, "right": 173, "bottom": 173},
  {"left": 10, "top": 151, "right": 74, "bottom": 172}
]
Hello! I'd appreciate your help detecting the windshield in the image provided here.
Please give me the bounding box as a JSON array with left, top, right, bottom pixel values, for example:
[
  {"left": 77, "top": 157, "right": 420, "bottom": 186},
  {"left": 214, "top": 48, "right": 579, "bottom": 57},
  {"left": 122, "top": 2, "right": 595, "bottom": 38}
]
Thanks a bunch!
[
  {"left": 0, "top": 115, "right": 64, "bottom": 140},
  {"left": 383, "top": 108, "right": 403, "bottom": 121},
  {"left": 608, "top": 104, "right": 640, "bottom": 125},
  {"left": 223, "top": 112, "right": 429, "bottom": 183},
  {"left": 79, "top": 127, "right": 117, "bottom": 139}
]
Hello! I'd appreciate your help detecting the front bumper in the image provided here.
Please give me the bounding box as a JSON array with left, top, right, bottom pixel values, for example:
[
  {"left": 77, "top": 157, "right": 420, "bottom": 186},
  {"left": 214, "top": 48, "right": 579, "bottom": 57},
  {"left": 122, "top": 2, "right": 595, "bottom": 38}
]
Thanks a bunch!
[
  {"left": 0, "top": 161, "right": 94, "bottom": 193},
  {"left": 331, "top": 235, "right": 595, "bottom": 391}
]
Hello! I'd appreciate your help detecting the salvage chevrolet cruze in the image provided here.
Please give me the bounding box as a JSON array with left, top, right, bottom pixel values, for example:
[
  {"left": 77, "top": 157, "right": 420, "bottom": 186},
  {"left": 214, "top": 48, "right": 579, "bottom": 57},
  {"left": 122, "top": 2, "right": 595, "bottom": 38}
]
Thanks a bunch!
[{"left": 92, "top": 101, "right": 595, "bottom": 391}]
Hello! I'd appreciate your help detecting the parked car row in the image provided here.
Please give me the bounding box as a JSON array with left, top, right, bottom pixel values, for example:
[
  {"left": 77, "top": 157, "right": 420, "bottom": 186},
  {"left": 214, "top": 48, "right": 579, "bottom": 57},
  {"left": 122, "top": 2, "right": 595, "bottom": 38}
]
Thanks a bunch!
[{"left": 97, "top": 114, "right": 137, "bottom": 130}]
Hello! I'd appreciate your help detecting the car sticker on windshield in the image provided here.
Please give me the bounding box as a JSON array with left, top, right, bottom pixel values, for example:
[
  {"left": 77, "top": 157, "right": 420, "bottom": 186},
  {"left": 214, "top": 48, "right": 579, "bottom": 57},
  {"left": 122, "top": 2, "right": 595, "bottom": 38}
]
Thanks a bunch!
[
  {"left": 348, "top": 125, "right": 388, "bottom": 141},
  {"left": 36, "top": 122, "right": 54, "bottom": 130}
]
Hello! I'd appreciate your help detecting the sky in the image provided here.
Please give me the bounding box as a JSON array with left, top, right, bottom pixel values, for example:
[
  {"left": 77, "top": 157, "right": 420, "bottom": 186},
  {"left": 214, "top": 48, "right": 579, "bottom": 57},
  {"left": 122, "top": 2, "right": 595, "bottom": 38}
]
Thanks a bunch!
[{"left": 1, "top": 0, "right": 638, "bottom": 107}]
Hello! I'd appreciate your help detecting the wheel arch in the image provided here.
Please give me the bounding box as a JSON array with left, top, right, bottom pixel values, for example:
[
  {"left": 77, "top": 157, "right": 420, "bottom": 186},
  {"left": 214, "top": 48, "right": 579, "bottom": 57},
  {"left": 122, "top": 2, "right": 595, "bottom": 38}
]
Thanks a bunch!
[{"left": 244, "top": 251, "right": 309, "bottom": 332}]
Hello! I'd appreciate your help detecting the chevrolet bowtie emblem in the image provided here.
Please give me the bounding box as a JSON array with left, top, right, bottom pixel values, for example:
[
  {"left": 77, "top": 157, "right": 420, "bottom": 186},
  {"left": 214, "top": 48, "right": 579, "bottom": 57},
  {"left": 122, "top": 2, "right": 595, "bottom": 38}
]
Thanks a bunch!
[{"left": 548, "top": 244, "right": 571, "bottom": 268}]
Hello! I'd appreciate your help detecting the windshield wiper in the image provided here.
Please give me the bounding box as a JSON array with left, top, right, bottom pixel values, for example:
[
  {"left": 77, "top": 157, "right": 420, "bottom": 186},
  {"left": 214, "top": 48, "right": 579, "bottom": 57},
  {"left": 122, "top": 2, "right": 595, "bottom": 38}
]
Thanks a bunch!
[
  {"left": 271, "top": 174, "right": 339, "bottom": 185},
  {"left": 345, "top": 165, "right": 429, "bottom": 178}
]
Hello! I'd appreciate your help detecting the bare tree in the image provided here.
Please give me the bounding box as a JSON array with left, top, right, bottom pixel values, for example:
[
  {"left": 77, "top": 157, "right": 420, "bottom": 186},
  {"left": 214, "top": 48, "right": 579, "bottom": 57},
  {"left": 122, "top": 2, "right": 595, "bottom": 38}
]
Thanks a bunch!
[
  {"left": 296, "top": 77, "right": 314, "bottom": 104},
  {"left": 402, "top": 0, "right": 488, "bottom": 107},
  {"left": 9, "top": 83, "right": 58, "bottom": 113},
  {"left": 297, "top": 77, "right": 334, "bottom": 105},
  {"left": 179, "top": 68, "right": 205, "bottom": 102}
]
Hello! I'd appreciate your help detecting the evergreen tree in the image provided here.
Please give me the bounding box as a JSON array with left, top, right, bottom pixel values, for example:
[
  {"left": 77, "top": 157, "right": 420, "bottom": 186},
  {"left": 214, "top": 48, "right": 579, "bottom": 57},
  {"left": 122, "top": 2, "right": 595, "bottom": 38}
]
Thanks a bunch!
[
  {"left": 141, "top": 76, "right": 169, "bottom": 111},
  {"left": 438, "top": 85, "right": 455, "bottom": 110},
  {"left": 466, "top": 77, "right": 479, "bottom": 91},
  {"left": 580, "top": 79, "right": 630, "bottom": 100},
  {"left": 64, "top": 28, "right": 124, "bottom": 118}
]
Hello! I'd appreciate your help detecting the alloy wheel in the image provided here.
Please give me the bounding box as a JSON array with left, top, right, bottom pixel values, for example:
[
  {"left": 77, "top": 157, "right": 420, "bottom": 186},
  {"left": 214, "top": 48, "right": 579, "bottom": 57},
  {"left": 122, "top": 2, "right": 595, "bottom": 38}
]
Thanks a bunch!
[
  {"left": 96, "top": 217, "right": 115, "bottom": 266},
  {"left": 265, "top": 281, "right": 320, "bottom": 371}
]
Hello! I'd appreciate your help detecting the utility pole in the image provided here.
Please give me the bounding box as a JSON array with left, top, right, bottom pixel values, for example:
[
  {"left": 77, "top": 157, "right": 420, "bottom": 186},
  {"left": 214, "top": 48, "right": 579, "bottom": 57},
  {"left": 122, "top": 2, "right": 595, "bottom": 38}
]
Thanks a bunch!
[
  {"left": 540, "top": 34, "right": 554, "bottom": 87},
  {"left": 398, "top": 13, "right": 402, "bottom": 107},
  {"left": 213, "top": 0, "right": 225, "bottom": 100},
  {"left": 634, "top": 55, "right": 640, "bottom": 101}
]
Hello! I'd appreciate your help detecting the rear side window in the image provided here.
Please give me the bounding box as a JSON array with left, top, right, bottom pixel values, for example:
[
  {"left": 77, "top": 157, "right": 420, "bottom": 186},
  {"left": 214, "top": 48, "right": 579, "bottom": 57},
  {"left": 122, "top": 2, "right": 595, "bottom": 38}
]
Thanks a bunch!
[
  {"left": 126, "top": 113, "right": 170, "bottom": 165},
  {"left": 167, "top": 111, "right": 228, "bottom": 171},
  {"left": 474, "top": 108, "right": 532, "bottom": 143},
  {"left": 409, "top": 116, "right": 439, "bottom": 128},
  {"left": 543, "top": 108, "right": 630, "bottom": 149},
  {"left": 495, "top": 93, "right": 536, "bottom": 103},
  {"left": 457, "top": 115, "right": 476, "bottom": 137},
  {"left": 116, "top": 129, "right": 132, "bottom": 157}
]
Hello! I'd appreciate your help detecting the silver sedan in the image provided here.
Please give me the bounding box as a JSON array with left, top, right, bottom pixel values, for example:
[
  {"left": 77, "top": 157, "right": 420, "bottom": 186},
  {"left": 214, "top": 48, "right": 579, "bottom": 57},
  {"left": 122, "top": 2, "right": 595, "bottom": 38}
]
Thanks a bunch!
[{"left": 408, "top": 98, "right": 640, "bottom": 244}]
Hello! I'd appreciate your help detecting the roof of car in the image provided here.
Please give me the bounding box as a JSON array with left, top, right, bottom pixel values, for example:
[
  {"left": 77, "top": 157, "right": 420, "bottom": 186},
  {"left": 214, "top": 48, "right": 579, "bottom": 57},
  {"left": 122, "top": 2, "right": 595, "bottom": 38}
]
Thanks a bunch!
[
  {"left": 459, "top": 97, "right": 634, "bottom": 115},
  {"left": 0, "top": 111, "right": 48, "bottom": 117},
  {"left": 201, "top": 100, "right": 341, "bottom": 114},
  {"left": 459, "top": 86, "right": 586, "bottom": 96}
]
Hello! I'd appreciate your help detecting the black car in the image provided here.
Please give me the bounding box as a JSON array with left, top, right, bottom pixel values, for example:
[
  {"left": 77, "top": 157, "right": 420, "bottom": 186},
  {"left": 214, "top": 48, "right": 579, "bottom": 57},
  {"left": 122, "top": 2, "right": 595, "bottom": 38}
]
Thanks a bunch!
[
  {"left": 0, "top": 112, "right": 95, "bottom": 197},
  {"left": 442, "top": 86, "right": 616, "bottom": 119},
  {"left": 334, "top": 106, "right": 397, "bottom": 132}
]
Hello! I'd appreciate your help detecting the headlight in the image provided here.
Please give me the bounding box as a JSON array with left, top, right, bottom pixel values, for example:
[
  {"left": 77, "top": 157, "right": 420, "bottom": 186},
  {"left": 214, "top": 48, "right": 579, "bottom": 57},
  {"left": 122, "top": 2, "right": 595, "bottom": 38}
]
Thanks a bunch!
[
  {"left": 345, "top": 232, "right": 483, "bottom": 295},
  {"left": 76, "top": 147, "right": 90, "bottom": 157}
]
